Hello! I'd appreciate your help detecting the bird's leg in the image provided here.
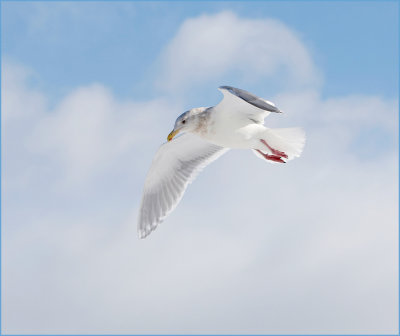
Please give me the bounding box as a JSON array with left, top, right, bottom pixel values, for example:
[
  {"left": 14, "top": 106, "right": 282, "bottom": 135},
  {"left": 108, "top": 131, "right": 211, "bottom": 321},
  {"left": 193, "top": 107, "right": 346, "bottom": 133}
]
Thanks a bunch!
[
  {"left": 255, "top": 150, "right": 286, "bottom": 163},
  {"left": 260, "top": 139, "right": 288, "bottom": 159}
]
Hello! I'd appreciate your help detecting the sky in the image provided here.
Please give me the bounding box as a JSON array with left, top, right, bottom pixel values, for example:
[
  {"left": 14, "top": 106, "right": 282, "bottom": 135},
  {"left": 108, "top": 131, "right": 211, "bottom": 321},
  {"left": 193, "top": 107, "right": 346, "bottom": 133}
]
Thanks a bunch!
[{"left": 1, "top": 1, "right": 399, "bottom": 334}]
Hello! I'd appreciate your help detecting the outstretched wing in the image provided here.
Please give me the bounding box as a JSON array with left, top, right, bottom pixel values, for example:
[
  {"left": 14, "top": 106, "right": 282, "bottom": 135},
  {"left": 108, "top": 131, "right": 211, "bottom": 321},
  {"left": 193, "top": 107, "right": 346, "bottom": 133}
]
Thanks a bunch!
[
  {"left": 216, "top": 86, "right": 282, "bottom": 124},
  {"left": 138, "top": 133, "right": 228, "bottom": 239}
]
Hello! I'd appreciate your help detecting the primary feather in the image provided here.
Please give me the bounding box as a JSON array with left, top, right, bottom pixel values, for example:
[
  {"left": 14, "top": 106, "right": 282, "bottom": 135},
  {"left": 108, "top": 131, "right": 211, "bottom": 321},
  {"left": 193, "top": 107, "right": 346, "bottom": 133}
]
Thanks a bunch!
[{"left": 138, "top": 134, "right": 228, "bottom": 239}]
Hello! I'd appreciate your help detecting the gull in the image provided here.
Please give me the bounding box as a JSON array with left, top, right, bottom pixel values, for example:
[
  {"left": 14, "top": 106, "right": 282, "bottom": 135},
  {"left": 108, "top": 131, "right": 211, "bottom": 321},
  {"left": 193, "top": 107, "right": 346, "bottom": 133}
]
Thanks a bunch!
[{"left": 138, "top": 86, "right": 305, "bottom": 239}]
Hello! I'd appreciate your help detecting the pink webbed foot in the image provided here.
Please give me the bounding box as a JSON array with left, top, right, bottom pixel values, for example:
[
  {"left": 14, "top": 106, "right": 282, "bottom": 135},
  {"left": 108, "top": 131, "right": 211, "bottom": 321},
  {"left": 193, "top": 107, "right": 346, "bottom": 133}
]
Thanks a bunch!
[
  {"left": 255, "top": 150, "right": 286, "bottom": 163},
  {"left": 260, "top": 139, "right": 288, "bottom": 159}
]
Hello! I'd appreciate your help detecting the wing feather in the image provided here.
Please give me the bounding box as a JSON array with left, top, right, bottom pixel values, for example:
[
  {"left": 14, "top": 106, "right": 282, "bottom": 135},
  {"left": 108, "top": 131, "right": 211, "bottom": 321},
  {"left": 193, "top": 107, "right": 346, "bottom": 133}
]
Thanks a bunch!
[
  {"left": 216, "top": 86, "right": 281, "bottom": 124},
  {"left": 138, "top": 133, "right": 228, "bottom": 239}
]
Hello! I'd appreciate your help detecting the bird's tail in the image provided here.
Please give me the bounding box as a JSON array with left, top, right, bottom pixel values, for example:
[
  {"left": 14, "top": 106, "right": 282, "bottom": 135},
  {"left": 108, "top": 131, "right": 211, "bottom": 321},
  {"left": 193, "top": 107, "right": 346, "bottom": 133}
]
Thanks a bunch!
[{"left": 252, "top": 127, "right": 306, "bottom": 163}]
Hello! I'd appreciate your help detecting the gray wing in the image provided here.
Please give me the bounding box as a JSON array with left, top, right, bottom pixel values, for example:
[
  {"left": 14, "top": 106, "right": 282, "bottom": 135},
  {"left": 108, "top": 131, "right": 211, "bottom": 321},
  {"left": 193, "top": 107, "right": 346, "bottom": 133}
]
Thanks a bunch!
[
  {"left": 219, "top": 86, "right": 282, "bottom": 114},
  {"left": 138, "top": 133, "right": 228, "bottom": 239}
]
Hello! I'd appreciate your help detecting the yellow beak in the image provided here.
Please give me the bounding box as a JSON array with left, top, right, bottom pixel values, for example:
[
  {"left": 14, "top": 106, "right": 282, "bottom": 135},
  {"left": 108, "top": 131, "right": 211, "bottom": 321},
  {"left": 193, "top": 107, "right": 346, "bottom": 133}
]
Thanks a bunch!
[{"left": 167, "top": 129, "right": 179, "bottom": 141}]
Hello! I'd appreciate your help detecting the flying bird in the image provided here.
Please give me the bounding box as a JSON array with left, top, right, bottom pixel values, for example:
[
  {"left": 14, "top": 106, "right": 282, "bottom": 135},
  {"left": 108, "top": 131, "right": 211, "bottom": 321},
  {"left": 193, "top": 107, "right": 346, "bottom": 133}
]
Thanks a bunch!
[{"left": 138, "top": 86, "right": 305, "bottom": 239}]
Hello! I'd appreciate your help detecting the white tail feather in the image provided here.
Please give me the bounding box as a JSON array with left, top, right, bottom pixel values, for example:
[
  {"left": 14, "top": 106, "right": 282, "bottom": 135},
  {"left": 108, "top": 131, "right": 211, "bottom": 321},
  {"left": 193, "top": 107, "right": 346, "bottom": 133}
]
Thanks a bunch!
[{"left": 253, "top": 127, "right": 306, "bottom": 162}]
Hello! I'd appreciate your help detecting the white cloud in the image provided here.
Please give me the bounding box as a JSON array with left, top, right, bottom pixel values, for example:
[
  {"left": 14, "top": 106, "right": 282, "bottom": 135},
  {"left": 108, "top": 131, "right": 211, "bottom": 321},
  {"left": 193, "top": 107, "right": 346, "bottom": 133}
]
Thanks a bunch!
[
  {"left": 5, "top": 2, "right": 137, "bottom": 39},
  {"left": 28, "top": 84, "right": 174, "bottom": 183},
  {"left": 2, "top": 11, "right": 398, "bottom": 335},
  {"left": 157, "top": 11, "right": 321, "bottom": 92},
  {"left": 1, "top": 62, "right": 47, "bottom": 121},
  {"left": 274, "top": 90, "right": 398, "bottom": 163}
]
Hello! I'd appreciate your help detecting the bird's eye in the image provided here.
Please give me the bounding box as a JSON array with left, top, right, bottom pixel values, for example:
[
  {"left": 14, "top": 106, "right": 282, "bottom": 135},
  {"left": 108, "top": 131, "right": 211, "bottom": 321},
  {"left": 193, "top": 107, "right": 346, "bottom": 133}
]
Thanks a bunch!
[{"left": 182, "top": 119, "right": 186, "bottom": 124}]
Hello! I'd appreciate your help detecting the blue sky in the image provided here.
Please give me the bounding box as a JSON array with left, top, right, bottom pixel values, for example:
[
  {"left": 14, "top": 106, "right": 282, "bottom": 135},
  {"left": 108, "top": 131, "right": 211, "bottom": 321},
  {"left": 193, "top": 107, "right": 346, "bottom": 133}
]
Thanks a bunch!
[
  {"left": 2, "top": 1, "right": 399, "bottom": 334},
  {"left": 2, "top": 1, "right": 398, "bottom": 102}
]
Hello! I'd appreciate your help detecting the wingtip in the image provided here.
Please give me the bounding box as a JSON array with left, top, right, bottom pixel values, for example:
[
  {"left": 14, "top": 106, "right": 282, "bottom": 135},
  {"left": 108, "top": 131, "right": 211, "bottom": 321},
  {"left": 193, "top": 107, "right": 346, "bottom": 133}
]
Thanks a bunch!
[
  {"left": 218, "top": 85, "right": 232, "bottom": 92},
  {"left": 138, "top": 225, "right": 157, "bottom": 240},
  {"left": 270, "top": 106, "right": 283, "bottom": 113},
  {"left": 137, "top": 230, "right": 147, "bottom": 240}
]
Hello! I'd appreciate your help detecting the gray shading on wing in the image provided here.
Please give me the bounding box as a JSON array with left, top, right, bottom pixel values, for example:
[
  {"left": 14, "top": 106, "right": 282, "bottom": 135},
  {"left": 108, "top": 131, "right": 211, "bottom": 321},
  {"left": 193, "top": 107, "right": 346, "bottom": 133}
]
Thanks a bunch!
[
  {"left": 138, "top": 133, "right": 228, "bottom": 239},
  {"left": 215, "top": 86, "right": 282, "bottom": 125},
  {"left": 219, "top": 86, "right": 282, "bottom": 113}
]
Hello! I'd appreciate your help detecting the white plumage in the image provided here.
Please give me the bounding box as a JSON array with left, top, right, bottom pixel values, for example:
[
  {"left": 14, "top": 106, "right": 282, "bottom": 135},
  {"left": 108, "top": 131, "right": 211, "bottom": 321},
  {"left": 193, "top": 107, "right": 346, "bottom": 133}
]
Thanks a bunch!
[
  {"left": 138, "top": 86, "right": 305, "bottom": 239},
  {"left": 138, "top": 134, "right": 227, "bottom": 239}
]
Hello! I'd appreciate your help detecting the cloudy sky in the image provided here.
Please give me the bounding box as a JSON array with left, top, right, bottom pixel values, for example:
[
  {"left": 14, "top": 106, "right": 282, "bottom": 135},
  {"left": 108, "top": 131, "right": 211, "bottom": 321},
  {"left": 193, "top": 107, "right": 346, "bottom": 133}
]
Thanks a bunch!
[{"left": 1, "top": 1, "right": 399, "bottom": 334}]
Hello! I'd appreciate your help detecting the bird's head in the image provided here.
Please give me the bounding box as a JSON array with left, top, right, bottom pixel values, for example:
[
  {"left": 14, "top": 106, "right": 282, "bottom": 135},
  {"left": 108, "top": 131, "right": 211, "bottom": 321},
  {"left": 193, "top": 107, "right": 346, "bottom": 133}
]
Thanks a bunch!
[{"left": 167, "top": 107, "right": 207, "bottom": 141}]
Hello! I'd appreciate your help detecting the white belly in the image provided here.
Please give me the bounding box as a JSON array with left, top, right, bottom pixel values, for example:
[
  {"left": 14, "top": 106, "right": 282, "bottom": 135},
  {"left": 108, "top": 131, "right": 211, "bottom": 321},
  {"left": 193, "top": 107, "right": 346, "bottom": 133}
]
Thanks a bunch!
[{"left": 199, "top": 122, "right": 265, "bottom": 149}]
